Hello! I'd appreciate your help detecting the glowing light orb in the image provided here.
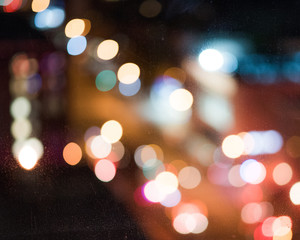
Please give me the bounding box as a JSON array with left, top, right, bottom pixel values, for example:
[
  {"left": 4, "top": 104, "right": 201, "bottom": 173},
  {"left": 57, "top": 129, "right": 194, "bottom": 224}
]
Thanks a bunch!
[
  {"left": 240, "top": 159, "right": 266, "bottom": 184},
  {"left": 134, "top": 145, "right": 157, "bottom": 169},
  {"left": 143, "top": 180, "right": 165, "bottom": 203},
  {"left": 155, "top": 171, "right": 178, "bottom": 194},
  {"left": 67, "top": 36, "right": 87, "bottom": 56},
  {"left": 289, "top": 182, "right": 300, "bottom": 205},
  {"left": 65, "top": 19, "right": 85, "bottom": 38},
  {"left": 10, "top": 97, "right": 31, "bottom": 119},
  {"left": 95, "top": 70, "right": 117, "bottom": 92},
  {"left": 272, "top": 216, "right": 292, "bottom": 237},
  {"left": 34, "top": 7, "right": 65, "bottom": 29},
  {"left": 178, "top": 166, "right": 201, "bottom": 189},
  {"left": 241, "top": 202, "right": 262, "bottom": 224},
  {"left": 63, "top": 142, "right": 82, "bottom": 166},
  {"left": 32, "top": 0, "right": 50, "bottom": 12},
  {"left": 222, "top": 135, "right": 244, "bottom": 158},
  {"left": 273, "top": 162, "right": 293, "bottom": 186},
  {"left": 119, "top": 78, "right": 141, "bottom": 96},
  {"left": 94, "top": 159, "right": 116, "bottom": 182},
  {"left": 198, "top": 49, "right": 224, "bottom": 71},
  {"left": 173, "top": 213, "right": 196, "bottom": 234},
  {"left": 97, "top": 39, "right": 119, "bottom": 60},
  {"left": 84, "top": 126, "right": 100, "bottom": 142},
  {"left": 11, "top": 118, "right": 32, "bottom": 140},
  {"left": 101, "top": 120, "right": 123, "bottom": 143},
  {"left": 160, "top": 189, "right": 181, "bottom": 207},
  {"left": 18, "top": 146, "right": 38, "bottom": 170},
  {"left": 117, "top": 63, "right": 140, "bottom": 84},
  {"left": 262, "top": 217, "right": 277, "bottom": 237},
  {"left": 228, "top": 164, "right": 246, "bottom": 187},
  {"left": 169, "top": 88, "right": 193, "bottom": 111},
  {"left": 191, "top": 213, "right": 209, "bottom": 234},
  {"left": 90, "top": 135, "right": 112, "bottom": 158},
  {"left": 109, "top": 141, "right": 125, "bottom": 162}
]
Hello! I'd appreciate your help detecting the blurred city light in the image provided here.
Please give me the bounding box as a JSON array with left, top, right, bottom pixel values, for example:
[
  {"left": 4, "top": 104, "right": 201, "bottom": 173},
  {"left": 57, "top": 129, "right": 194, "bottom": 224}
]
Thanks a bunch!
[
  {"left": 222, "top": 135, "right": 244, "bottom": 158},
  {"left": 94, "top": 159, "right": 116, "bottom": 182},
  {"left": 95, "top": 70, "right": 117, "bottom": 92},
  {"left": 289, "top": 182, "right": 300, "bottom": 205},
  {"left": 63, "top": 142, "right": 82, "bottom": 166},
  {"left": 273, "top": 163, "right": 293, "bottom": 186},
  {"left": 34, "top": 7, "right": 65, "bottom": 29},
  {"left": 67, "top": 36, "right": 87, "bottom": 56},
  {"left": 97, "top": 39, "right": 119, "bottom": 60},
  {"left": 119, "top": 78, "right": 141, "bottom": 96},
  {"left": 198, "top": 49, "right": 224, "bottom": 71},
  {"left": 18, "top": 145, "right": 38, "bottom": 170},
  {"left": 169, "top": 88, "right": 193, "bottom": 111},
  {"left": 117, "top": 63, "right": 140, "bottom": 84},
  {"left": 31, "top": 0, "right": 50, "bottom": 12},
  {"left": 101, "top": 120, "right": 123, "bottom": 143}
]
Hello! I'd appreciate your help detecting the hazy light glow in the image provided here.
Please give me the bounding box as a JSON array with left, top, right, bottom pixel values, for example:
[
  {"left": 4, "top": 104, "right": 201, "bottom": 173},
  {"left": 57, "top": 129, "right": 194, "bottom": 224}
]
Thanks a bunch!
[
  {"left": 241, "top": 202, "right": 262, "bottom": 224},
  {"left": 67, "top": 36, "right": 87, "bottom": 56},
  {"left": 273, "top": 163, "right": 293, "bottom": 186},
  {"left": 10, "top": 97, "right": 31, "bottom": 119},
  {"left": 245, "top": 130, "right": 283, "bottom": 155},
  {"left": 289, "top": 182, "right": 300, "bottom": 205},
  {"left": 155, "top": 171, "right": 178, "bottom": 194},
  {"left": 178, "top": 166, "right": 201, "bottom": 189},
  {"left": 272, "top": 216, "right": 292, "bottom": 237},
  {"left": 198, "top": 49, "right": 224, "bottom": 71},
  {"left": 262, "top": 217, "right": 277, "bottom": 237},
  {"left": 134, "top": 145, "right": 157, "bottom": 169},
  {"left": 95, "top": 70, "right": 117, "bottom": 92},
  {"left": 160, "top": 189, "right": 181, "bottom": 207},
  {"left": 34, "top": 7, "right": 65, "bottom": 29},
  {"left": 101, "top": 120, "right": 123, "bottom": 143},
  {"left": 32, "top": 0, "right": 50, "bottom": 12},
  {"left": 90, "top": 135, "right": 112, "bottom": 158},
  {"left": 18, "top": 146, "right": 38, "bottom": 170},
  {"left": 63, "top": 142, "right": 82, "bottom": 166},
  {"left": 197, "top": 94, "right": 233, "bottom": 132},
  {"left": 169, "top": 88, "right": 193, "bottom": 111},
  {"left": 143, "top": 159, "right": 164, "bottom": 180},
  {"left": 240, "top": 159, "right": 266, "bottom": 184},
  {"left": 228, "top": 164, "right": 246, "bottom": 187},
  {"left": 117, "top": 63, "right": 140, "bottom": 84},
  {"left": 94, "top": 159, "right": 116, "bottom": 182},
  {"left": 222, "top": 135, "right": 244, "bottom": 158},
  {"left": 3, "top": 0, "right": 22, "bottom": 12},
  {"left": 11, "top": 118, "right": 32, "bottom": 140},
  {"left": 173, "top": 212, "right": 208, "bottom": 234},
  {"left": 65, "top": 19, "right": 85, "bottom": 38},
  {"left": 109, "top": 141, "right": 125, "bottom": 162},
  {"left": 97, "top": 40, "right": 119, "bottom": 60},
  {"left": 119, "top": 78, "right": 141, "bottom": 96},
  {"left": 84, "top": 126, "right": 100, "bottom": 142},
  {"left": 143, "top": 180, "right": 166, "bottom": 203}
]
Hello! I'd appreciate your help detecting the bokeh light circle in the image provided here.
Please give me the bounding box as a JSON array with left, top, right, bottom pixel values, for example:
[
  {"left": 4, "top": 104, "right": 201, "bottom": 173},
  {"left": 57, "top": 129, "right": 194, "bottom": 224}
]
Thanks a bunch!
[
  {"left": 101, "top": 120, "right": 123, "bottom": 143},
  {"left": 97, "top": 39, "right": 119, "bottom": 60},
  {"left": 117, "top": 63, "right": 140, "bottom": 84},
  {"left": 18, "top": 146, "right": 38, "bottom": 170},
  {"left": 155, "top": 171, "right": 178, "bottom": 194},
  {"left": 67, "top": 36, "right": 87, "bottom": 56},
  {"left": 178, "top": 166, "right": 201, "bottom": 189},
  {"left": 222, "top": 135, "right": 244, "bottom": 158},
  {"left": 198, "top": 49, "right": 224, "bottom": 71},
  {"left": 169, "top": 88, "right": 193, "bottom": 111},
  {"left": 90, "top": 135, "right": 112, "bottom": 158},
  {"left": 63, "top": 142, "right": 82, "bottom": 166},
  {"left": 273, "top": 162, "right": 293, "bottom": 186},
  {"left": 95, "top": 70, "right": 117, "bottom": 92},
  {"left": 94, "top": 159, "right": 116, "bottom": 182},
  {"left": 65, "top": 19, "right": 85, "bottom": 38},
  {"left": 290, "top": 182, "right": 300, "bottom": 205},
  {"left": 10, "top": 97, "right": 31, "bottom": 119}
]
